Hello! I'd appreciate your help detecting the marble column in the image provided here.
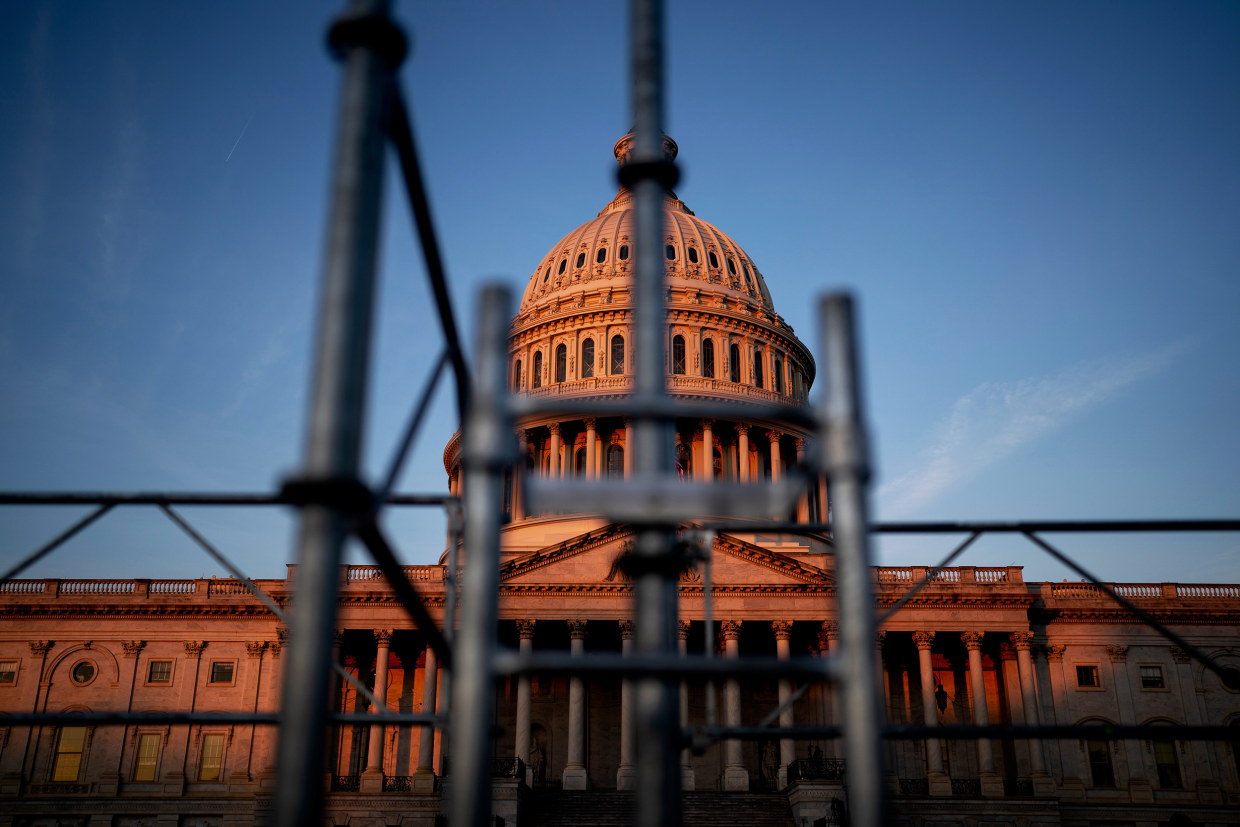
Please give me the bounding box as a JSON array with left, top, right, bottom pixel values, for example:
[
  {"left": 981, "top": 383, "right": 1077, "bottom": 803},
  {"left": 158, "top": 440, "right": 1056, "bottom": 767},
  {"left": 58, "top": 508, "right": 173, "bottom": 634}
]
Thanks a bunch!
[
  {"left": 768, "top": 431, "right": 783, "bottom": 482},
  {"left": 701, "top": 420, "right": 715, "bottom": 483},
  {"left": 794, "top": 438, "right": 809, "bottom": 522},
  {"left": 362, "top": 630, "right": 393, "bottom": 791},
  {"left": 623, "top": 417, "right": 633, "bottom": 478},
  {"left": 773, "top": 621, "right": 794, "bottom": 788},
  {"left": 563, "top": 620, "right": 589, "bottom": 789},
  {"left": 912, "top": 632, "right": 951, "bottom": 795},
  {"left": 678, "top": 620, "right": 695, "bottom": 789},
  {"left": 1010, "top": 632, "right": 1052, "bottom": 793},
  {"left": 962, "top": 632, "right": 1001, "bottom": 796},
  {"left": 413, "top": 640, "right": 440, "bottom": 791},
  {"left": 722, "top": 620, "right": 749, "bottom": 790},
  {"left": 585, "top": 418, "right": 598, "bottom": 479},
  {"left": 737, "top": 425, "right": 750, "bottom": 482},
  {"left": 616, "top": 620, "right": 635, "bottom": 790},
  {"left": 514, "top": 431, "right": 528, "bottom": 519},
  {"left": 549, "top": 423, "right": 562, "bottom": 478},
  {"left": 515, "top": 620, "right": 535, "bottom": 786}
]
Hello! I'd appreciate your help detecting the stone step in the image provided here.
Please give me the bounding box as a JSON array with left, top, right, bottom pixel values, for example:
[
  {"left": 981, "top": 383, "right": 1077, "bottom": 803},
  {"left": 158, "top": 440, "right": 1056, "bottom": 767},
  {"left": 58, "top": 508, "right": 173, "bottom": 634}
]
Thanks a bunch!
[{"left": 526, "top": 790, "right": 796, "bottom": 827}]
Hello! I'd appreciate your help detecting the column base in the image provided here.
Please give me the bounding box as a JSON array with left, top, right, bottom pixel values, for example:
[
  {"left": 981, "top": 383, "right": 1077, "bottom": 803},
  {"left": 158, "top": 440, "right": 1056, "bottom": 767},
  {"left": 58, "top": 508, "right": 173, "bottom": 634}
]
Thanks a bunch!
[
  {"left": 616, "top": 764, "right": 636, "bottom": 791},
  {"left": 979, "top": 771, "right": 1004, "bottom": 799},
  {"left": 359, "top": 768, "right": 384, "bottom": 793},
  {"left": 927, "top": 770, "right": 953, "bottom": 797},
  {"left": 777, "top": 768, "right": 787, "bottom": 790},
  {"left": 562, "top": 764, "right": 588, "bottom": 790},
  {"left": 412, "top": 769, "right": 436, "bottom": 793},
  {"left": 722, "top": 766, "right": 750, "bottom": 791},
  {"left": 1031, "top": 771, "right": 1057, "bottom": 797},
  {"left": 681, "top": 764, "right": 695, "bottom": 791}
]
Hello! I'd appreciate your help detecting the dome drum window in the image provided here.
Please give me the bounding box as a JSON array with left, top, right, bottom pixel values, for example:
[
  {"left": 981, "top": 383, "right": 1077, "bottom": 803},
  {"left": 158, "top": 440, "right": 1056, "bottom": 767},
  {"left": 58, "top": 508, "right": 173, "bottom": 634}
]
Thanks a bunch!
[
  {"left": 596, "top": 247, "right": 607, "bottom": 264},
  {"left": 610, "top": 335, "right": 625, "bottom": 375},
  {"left": 555, "top": 344, "right": 567, "bottom": 383},
  {"left": 532, "top": 352, "right": 543, "bottom": 389},
  {"left": 618, "top": 244, "right": 629, "bottom": 261},
  {"left": 671, "top": 335, "right": 686, "bottom": 375},
  {"left": 702, "top": 339, "right": 715, "bottom": 379},
  {"left": 729, "top": 344, "right": 741, "bottom": 383},
  {"left": 581, "top": 339, "right": 594, "bottom": 379},
  {"left": 753, "top": 347, "right": 765, "bottom": 388},
  {"left": 575, "top": 252, "right": 586, "bottom": 269}
]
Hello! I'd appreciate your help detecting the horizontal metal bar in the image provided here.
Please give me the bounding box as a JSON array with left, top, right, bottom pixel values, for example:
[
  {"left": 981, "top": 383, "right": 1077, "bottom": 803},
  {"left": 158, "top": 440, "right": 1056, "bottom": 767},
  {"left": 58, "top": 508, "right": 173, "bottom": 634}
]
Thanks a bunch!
[
  {"left": 0, "top": 712, "right": 445, "bottom": 727},
  {"left": 493, "top": 651, "right": 836, "bottom": 682},
  {"left": 695, "top": 518, "right": 1240, "bottom": 535},
  {"left": 524, "top": 475, "right": 806, "bottom": 524},
  {"left": 0, "top": 492, "right": 454, "bottom": 507},
  {"left": 510, "top": 395, "right": 816, "bottom": 429},
  {"left": 696, "top": 723, "right": 1240, "bottom": 743}
]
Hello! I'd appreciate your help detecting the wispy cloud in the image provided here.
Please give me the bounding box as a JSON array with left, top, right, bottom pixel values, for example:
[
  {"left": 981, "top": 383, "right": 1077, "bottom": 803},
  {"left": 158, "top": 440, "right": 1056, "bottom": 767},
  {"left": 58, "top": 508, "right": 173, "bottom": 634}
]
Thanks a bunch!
[{"left": 877, "top": 342, "right": 1191, "bottom": 517}]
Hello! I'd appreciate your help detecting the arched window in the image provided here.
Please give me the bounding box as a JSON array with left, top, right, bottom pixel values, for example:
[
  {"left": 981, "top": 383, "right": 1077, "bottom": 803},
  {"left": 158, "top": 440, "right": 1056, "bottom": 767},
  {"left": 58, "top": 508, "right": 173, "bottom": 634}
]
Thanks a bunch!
[
  {"left": 665, "top": 244, "right": 676, "bottom": 260},
  {"left": 688, "top": 247, "right": 699, "bottom": 264},
  {"left": 558, "top": 259, "right": 567, "bottom": 275},
  {"left": 574, "top": 447, "right": 587, "bottom": 476},
  {"left": 581, "top": 339, "right": 594, "bottom": 378},
  {"left": 575, "top": 252, "right": 585, "bottom": 268},
  {"left": 611, "top": 335, "right": 625, "bottom": 375},
  {"left": 1086, "top": 738, "right": 1115, "bottom": 787},
  {"left": 726, "top": 257, "right": 737, "bottom": 275},
  {"left": 513, "top": 359, "right": 522, "bottom": 390},
  {"left": 774, "top": 355, "right": 785, "bottom": 394},
  {"left": 708, "top": 251, "right": 719, "bottom": 269},
  {"left": 532, "top": 351, "right": 543, "bottom": 389},
  {"left": 542, "top": 266, "right": 550, "bottom": 283},
  {"left": 671, "top": 335, "right": 686, "bottom": 375},
  {"left": 753, "top": 347, "right": 764, "bottom": 388},
  {"left": 675, "top": 442, "right": 691, "bottom": 481},
  {"left": 596, "top": 247, "right": 607, "bottom": 264},
  {"left": 702, "top": 339, "right": 715, "bottom": 379},
  {"left": 729, "top": 344, "right": 741, "bottom": 383},
  {"left": 555, "top": 344, "right": 567, "bottom": 383},
  {"left": 618, "top": 244, "right": 629, "bottom": 261},
  {"left": 607, "top": 445, "right": 624, "bottom": 477},
  {"left": 1150, "top": 724, "right": 1183, "bottom": 789}
]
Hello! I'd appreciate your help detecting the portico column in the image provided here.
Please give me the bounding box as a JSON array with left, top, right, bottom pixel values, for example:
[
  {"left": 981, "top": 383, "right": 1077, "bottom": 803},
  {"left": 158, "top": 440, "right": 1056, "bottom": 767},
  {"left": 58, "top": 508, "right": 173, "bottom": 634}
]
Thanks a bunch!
[
  {"left": 515, "top": 621, "right": 536, "bottom": 785},
  {"left": 413, "top": 640, "right": 439, "bottom": 791},
  {"left": 562, "top": 620, "right": 589, "bottom": 789},
  {"left": 962, "top": 632, "right": 1001, "bottom": 796},
  {"left": 701, "top": 420, "right": 714, "bottom": 483},
  {"left": 548, "top": 423, "right": 562, "bottom": 478},
  {"left": 768, "top": 431, "right": 783, "bottom": 481},
  {"left": 585, "top": 418, "right": 598, "bottom": 479},
  {"left": 362, "top": 630, "right": 393, "bottom": 791},
  {"left": 677, "top": 620, "right": 695, "bottom": 789},
  {"left": 736, "top": 425, "right": 750, "bottom": 482},
  {"left": 722, "top": 620, "right": 749, "bottom": 790},
  {"left": 773, "top": 621, "right": 794, "bottom": 788},
  {"left": 623, "top": 417, "right": 633, "bottom": 477},
  {"left": 816, "top": 623, "right": 837, "bottom": 759},
  {"left": 912, "top": 632, "right": 951, "bottom": 795},
  {"left": 1010, "top": 632, "right": 1051, "bottom": 788},
  {"left": 514, "top": 431, "right": 528, "bottom": 519},
  {"left": 616, "top": 620, "right": 635, "bottom": 789},
  {"left": 794, "top": 439, "right": 809, "bottom": 521}
]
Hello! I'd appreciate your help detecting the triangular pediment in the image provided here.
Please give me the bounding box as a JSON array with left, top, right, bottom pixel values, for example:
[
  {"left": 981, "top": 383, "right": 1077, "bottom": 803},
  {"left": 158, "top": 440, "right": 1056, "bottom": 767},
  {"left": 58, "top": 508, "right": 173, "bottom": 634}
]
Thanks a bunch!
[{"left": 499, "top": 525, "right": 832, "bottom": 589}]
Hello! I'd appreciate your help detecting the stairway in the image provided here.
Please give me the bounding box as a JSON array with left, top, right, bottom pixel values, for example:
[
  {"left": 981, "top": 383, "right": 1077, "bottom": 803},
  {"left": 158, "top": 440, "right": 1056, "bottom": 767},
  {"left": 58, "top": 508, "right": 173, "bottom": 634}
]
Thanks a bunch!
[{"left": 525, "top": 790, "right": 797, "bottom": 827}]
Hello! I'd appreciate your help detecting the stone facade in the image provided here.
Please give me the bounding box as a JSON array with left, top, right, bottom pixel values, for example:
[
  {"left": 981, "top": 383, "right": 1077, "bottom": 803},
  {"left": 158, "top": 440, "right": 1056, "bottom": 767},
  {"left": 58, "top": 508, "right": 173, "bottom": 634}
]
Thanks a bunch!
[{"left": 3, "top": 136, "right": 1239, "bottom": 826}]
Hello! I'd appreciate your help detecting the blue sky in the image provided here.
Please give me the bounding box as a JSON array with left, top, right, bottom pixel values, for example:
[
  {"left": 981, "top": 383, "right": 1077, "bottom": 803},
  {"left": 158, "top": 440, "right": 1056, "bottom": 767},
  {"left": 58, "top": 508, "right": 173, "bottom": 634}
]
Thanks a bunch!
[{"left": 1, "top": 1, "right": 1237, "bottom": 582}]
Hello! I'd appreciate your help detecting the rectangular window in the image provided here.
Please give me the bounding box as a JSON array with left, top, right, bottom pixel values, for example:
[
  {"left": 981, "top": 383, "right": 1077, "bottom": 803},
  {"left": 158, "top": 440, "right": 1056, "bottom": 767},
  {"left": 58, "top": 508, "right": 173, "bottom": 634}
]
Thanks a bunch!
[
  {"left": 52, "top": 726, "right": 86, "bottom": 782},
  {"left": 1087, "top": 740, "right": 1115, "bottom": 787},
  {"left": 0, "top": 660, "right": 17, "bottom": 684},
  {"left": 147, "top": 660, "right": 172, "bottom": 683},
  {"left": 1140, "top": 665, "right": 1164, "bottom": 689},
  {"left": 134, "top": 733, "right": 160, "bottom": 781},
  {"left": 199, "top": 733, "right": 224, "bottom": 781},
  {"left": 208, "top": 661, "right": 234, "bottom": 684},
  {"left": 1076, "top": 665, "right": 1099, "bottom": 688},
  {"left": 1153, "top": 740, "right": 1182, "bottom": 788}
]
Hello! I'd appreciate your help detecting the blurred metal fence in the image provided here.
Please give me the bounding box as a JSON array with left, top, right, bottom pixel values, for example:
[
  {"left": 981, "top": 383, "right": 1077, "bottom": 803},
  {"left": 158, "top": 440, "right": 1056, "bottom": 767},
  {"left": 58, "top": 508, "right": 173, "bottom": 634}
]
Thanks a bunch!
[{"left": 2, "top": 2, "right": 1240, "bottom": 827}]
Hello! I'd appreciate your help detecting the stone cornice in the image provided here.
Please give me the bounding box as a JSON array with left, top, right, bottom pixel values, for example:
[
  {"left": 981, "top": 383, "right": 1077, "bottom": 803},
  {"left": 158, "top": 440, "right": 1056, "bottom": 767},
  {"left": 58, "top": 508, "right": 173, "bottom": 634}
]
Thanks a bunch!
[{"left": 712, "top": 533, "right": 832, "bottom": 585}]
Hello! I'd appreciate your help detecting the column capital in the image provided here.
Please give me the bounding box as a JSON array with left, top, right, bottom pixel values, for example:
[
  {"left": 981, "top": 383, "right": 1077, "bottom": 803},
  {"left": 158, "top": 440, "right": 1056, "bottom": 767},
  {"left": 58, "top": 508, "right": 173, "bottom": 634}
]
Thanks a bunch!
[
  {"left": 278, "top": 625, "right": 291, "bottom": 644},
  {"left": 29, "top": 641, "right": 53, "bottom": 657},
  {"left": 1101, "top": 644, "right": 1126, "bottom": 663},
  {"left": 1169, "top": 646, "right": 1191, "bottom": 664},
  {"left": 184, "top": 641, "right": 207, "bottom": 659},
  {"left": 998, "top": 642, "right": 1016, "bottom": 661},
  {"left": 548, "top": 422, "right": 561, "bottom": 435},
  {"left": 768, "top": 429, "right": 783, "bottom": 443},
  {"left": 735, "top": 423, "right": 749, "bottom": 436},
  {"left": 1045, "top": 644, "right": 1065, "bottom": 662},
  {"left": 771, "top": 620, "right": 793, "bottom": 641},
  {"left": 1010, "top": 631, "right": 1035, "bottom": 651},
  {"left": 701, "top": 418, "right": 715, "bottom": 429},
  {"left": 120, "top": 640, "right": 146, "bottom": 658},
  {"left": 720, "top": 619, "right": 742, "bottom": 641},
  {"left": 676, "top": 620, "right": 690, "bottom": 641},
  {"left": 794, "top": 437, "right": 805, "bottom": 452},
  {"left": 960, "top": 632, "right": 985, "bottom": 651},
  {"left": 516, "top": 619, "right": 537, "bottom": 640},
  {"left": 912, "top": 631, "right": 935, "bottom": 652},
  {"left": 875, "top": 630, "right": 887, "bottom": 650},
  {"left": 567, "top": 619, "right": 589, "bottom": 640},
  {"left": 246, "top": 641, "right": 268, "bottom": 659},
  {"left": 374, "top": 629, "right": 395, "bottom": 646},
  {"left": 584, "top": 417, "right": 597, "bottom": 430},
  {"left": 619, "top": 620, "right": 635, "bottom": 640}
]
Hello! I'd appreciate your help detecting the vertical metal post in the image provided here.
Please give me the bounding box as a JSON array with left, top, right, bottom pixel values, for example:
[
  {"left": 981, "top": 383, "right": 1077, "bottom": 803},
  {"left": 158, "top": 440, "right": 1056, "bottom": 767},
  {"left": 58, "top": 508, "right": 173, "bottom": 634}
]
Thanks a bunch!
[
  {"left": 274, "top": 4, "right": 397, "bottom": 827},
  {"left": 819, "top": 293, "right": 885, "bottom": 827},
  {"left": 628, "top": 1, "right": 680, "bottom": 825},
  {"left": 450, "top": 286, "right": 513, "bottom": 827}
]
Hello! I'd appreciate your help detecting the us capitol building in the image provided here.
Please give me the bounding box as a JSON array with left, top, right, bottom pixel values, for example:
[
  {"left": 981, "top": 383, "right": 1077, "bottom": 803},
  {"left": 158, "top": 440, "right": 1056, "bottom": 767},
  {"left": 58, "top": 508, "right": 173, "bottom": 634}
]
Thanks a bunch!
[{"left": 2, "top": 135, "right": 1239, "bottom": 827}]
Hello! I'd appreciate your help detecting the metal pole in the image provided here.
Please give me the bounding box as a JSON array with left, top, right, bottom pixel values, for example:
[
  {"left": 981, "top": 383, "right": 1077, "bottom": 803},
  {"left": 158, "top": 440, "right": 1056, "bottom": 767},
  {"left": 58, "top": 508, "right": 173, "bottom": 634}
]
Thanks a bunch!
[
  {"left": 274, "top": 4, "right": 400, "bottom": 827},
  {"left": 450, "top": 286, "right": 514, "bottom": 827},
  {"left": 819, "top": 293, "right": 885, "bottom": 827}
]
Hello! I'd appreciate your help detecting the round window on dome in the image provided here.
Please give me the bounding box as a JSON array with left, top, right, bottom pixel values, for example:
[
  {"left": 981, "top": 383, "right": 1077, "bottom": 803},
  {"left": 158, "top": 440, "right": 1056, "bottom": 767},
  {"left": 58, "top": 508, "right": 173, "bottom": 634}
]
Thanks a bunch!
[{"left": 71, "top": 661, "right": 96, "bottom": 685}]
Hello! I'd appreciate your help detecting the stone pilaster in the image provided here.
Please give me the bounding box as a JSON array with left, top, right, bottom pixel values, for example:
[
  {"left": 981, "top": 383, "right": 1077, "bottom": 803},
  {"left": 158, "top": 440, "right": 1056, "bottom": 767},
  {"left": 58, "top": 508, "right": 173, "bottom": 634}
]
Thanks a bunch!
[
  {"left": 563, "top": 620, "right": 589, "bottom": 789},
  {"left": 721, "top": 620, "right": 748, "bottom": 790}
]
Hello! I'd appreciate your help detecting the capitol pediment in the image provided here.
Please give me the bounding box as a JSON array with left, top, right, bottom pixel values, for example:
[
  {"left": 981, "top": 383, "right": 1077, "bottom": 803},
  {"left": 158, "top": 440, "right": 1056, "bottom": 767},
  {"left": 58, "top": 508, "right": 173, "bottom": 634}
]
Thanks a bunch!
[{"left": 498, "top": 524, "right": 832, "bottom": 591}]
